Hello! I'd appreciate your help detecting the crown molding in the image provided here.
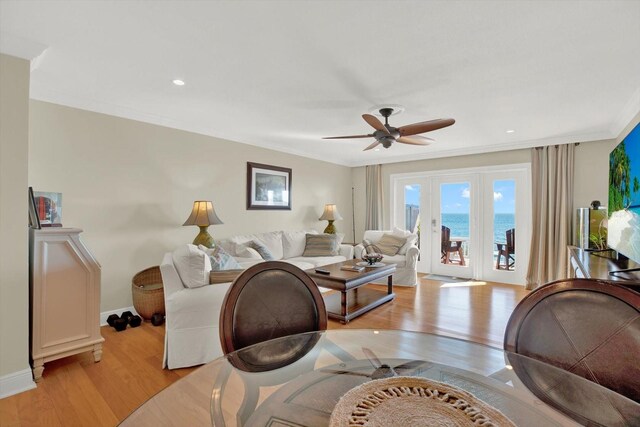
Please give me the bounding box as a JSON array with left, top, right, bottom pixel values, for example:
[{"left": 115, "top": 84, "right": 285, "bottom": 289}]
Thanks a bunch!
[{"left": 346, "top": 131, "right": 615, "bottom": 167}]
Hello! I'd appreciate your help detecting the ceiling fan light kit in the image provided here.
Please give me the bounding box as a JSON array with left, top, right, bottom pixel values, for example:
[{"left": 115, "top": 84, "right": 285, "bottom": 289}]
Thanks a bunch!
[{"left": 324, "top": 108, "right": 455, "bottom": 151}]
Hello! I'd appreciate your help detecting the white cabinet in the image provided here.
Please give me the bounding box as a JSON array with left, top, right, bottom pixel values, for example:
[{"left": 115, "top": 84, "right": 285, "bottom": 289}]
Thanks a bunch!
[{"left": 29, "top": 228, "right": 103, "bottom": 381}]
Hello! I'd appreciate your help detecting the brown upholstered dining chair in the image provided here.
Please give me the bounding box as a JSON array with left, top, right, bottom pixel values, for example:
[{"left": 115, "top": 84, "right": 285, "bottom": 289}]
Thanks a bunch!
[
  {"left": 219, "top": 261, "right": 327, "bottom": 367},
  {"left": 496, "top": 228, "right": 515, "bottom": 270},
  {"left": 504, "top": 279, "right": 640, "bottom": 410},
  {"left": 441, "top": 225, "right": 465, "bottom": 265},
  {"left": 216, "top": 261, "right": 328, "bottom": 425}
]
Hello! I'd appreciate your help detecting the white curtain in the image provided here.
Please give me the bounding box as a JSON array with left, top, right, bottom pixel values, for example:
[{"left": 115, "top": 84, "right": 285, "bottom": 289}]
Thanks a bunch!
[
  {"left": 526, "top": 144, "right": 575, "bottom": 290},
  {"left": 365, "top": 164, "right": 383, "bottom": 230}
]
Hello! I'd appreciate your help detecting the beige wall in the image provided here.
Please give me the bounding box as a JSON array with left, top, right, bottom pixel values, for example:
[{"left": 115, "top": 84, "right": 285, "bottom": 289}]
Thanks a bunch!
[
  {"left": 28, "top": 101, "right": 353, "bottom": 311},
  {"left": 0, "top": 54, "right": 31, "bottom": 377},
  {"left": 573, "top": 139, "right": 616, "bottom": 209}
]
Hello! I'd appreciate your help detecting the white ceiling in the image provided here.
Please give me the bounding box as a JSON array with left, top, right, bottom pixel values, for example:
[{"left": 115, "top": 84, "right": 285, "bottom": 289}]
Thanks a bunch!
[{"left": 2, "top": 1, "right": 639, "bottom": 167}]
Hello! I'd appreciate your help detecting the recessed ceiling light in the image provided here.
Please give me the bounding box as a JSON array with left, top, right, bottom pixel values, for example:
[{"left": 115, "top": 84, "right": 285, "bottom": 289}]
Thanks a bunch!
[
  {"left": 172, "top": 79, "right": 185, "bottom": 86},
  {"left": 374, "top": 148, "right": 380, "bottom": 151},
  {"left": 506, "top": 129, "right": 515, "bottom": 134}
]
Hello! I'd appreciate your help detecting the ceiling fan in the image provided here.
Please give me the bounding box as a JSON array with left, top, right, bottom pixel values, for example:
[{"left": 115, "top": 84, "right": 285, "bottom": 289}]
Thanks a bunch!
[{"left": 324, "top": 108, "right": 455, "bottom": 151}]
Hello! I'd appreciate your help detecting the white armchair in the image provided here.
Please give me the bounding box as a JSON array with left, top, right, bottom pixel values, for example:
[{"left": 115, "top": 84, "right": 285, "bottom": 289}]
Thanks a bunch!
[{"left": 354, "top": 230, "right": 419, "bottom": 286}]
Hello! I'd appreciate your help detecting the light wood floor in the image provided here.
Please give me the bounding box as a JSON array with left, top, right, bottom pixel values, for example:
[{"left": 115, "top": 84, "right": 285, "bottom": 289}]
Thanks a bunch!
[{"left": 0, "top": 277, "right": 527, "bottom": 426}]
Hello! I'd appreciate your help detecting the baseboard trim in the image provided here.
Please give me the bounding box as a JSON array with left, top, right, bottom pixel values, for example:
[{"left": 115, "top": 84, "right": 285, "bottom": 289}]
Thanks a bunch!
[
  {"left": 0, "top": 368, "right": 36, "bottom": 399},
  {"left": 99, "top": 306, "right": 138, "bottom": 326}
]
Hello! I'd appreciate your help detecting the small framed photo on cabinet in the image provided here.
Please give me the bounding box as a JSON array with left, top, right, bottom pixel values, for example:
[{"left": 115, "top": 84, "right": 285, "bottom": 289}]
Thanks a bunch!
[{"left": 34, "top": 191, "right": 63, "bottom": 227}]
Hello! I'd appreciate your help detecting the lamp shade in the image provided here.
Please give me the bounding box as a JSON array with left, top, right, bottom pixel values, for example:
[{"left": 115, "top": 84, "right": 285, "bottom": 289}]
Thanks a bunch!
[
  {"left": 319, "top": 204, "right": 343, "bottom": 221},
  {"left": 182, "top": 201, "right": 223, "bottom": 226}
]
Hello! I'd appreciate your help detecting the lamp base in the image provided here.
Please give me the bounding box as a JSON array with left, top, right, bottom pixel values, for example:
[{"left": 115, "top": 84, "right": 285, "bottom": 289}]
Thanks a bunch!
[
  {"left": 192, "top": 226, "right": 215, "bottom": 248},
  {"left": 323, "top": 220, "right": 337, "bottom": 234}
]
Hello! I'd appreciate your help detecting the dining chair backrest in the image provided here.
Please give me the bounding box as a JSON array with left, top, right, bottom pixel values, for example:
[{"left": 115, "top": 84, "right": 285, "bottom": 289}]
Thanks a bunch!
[
  {"left": 506, "top": 228, "right": 515, "bottom": 253},
  {"left": 504, "top": 278, "right": 640, "bottom": 403},
  {"left": 441, "top": 226, "right": 451, "bottom": 250},
  {"left": 219, "top": 261, "right": 327, "bottom": 359}
]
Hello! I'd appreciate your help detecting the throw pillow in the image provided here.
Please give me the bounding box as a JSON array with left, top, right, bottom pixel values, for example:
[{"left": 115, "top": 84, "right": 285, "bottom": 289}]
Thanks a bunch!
[
  {"left": 282, "top": 230, "right": 318, "bottom": 258},
  {"left": 248, "top": 239, "right": 276, "bottom": 261},
  {"left": 302, "top": 233, "right": 340, "bottom": 257},
  {"left": 235, "top": 244, "right": 263, "bottom": 259},
  {"left": 375, "top": 234, "right": 406, "bottom": 256},
  {"left": 362, "top": 238, "right": 382, "bottom": 255},
  {"left": 172, "top": 244, "right": 212, "bottom": 289},
  {"left": 208, "top": 245, "right": 242, "bottom": 271}
]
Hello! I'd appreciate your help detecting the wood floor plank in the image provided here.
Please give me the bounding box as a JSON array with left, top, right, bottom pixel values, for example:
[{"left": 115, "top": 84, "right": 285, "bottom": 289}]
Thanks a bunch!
[
  {"left": 1, "top": 277, "right": 527, "bottom": 426},
  {"left": 0, "top": 396, "right": 20, "bottom": 427}
]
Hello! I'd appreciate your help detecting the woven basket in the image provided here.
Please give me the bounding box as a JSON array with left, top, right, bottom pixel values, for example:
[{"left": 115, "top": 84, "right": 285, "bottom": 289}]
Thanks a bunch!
[{"left": 132, "top": 266, "right": 165, "bottom": 321}]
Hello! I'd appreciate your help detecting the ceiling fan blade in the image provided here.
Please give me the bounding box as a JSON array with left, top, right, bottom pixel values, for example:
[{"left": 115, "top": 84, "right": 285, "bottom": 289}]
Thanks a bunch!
[
  {"left": 363, "top": 140, "right": 381, "bottom": 151},
  {"left": 394, "top": 360, "right": 430, "bottom": 372},
  {"left": 397, "top": 135, "right": 433, "bottom": 146},
  {"left": 323, "top": 134, "right": 374, "bottom": 139},
  {"left": 362, "top": 347, "right": 382, "bottom": 368},
  {"left": 398, "top": 118, "right": 455, "bottom": 136},
  {"left": 362, "top": 114, "right": 391, "bottom": 135}
]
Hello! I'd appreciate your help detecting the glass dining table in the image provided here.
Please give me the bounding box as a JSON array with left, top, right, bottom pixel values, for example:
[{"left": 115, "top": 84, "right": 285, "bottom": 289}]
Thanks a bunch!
[{"left": 121, "top": 330, "right": 639, "bottom": 426}]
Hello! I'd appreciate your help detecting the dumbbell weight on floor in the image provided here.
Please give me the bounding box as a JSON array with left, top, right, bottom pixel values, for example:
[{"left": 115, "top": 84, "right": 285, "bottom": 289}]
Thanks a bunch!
[{"left": 129, "top": 315, "right": 142, "bottom": 328}]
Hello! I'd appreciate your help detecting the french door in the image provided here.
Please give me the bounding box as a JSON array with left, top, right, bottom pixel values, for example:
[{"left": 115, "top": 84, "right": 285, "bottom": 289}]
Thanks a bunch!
[
  {"left": 391, "top": 165, "right": 530, "bottom": 285},
  {"left": 430, "top": 174, "right": 476, "bottom": 279}
]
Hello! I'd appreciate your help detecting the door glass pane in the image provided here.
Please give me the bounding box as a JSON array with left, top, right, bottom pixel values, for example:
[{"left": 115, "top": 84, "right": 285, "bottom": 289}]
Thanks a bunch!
[
  {"left": 404, "top": 185, "right": 420, "bottom": 248},
  {"left": 493, "top": 180, "right": 516, "bottom": 270},
  {"left": 440, "top": 183, "right": 469, "bottom": 266}
]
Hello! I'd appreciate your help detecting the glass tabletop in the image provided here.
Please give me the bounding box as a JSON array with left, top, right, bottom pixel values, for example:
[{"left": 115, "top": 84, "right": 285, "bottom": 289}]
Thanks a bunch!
[{"left": 121, "top": 329, "right": 639, "bottom": 426}]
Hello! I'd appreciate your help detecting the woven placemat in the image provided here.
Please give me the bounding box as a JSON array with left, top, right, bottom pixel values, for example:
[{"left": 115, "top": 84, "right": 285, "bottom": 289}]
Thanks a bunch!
[{"left": 329, "top": 376, "right": 516, "bottom": 427}]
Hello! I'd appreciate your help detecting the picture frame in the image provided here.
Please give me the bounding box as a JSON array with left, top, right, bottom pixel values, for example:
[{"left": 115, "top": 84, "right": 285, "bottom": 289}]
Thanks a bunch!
[
  {"left": 28, "top": 187, "right": 41, "bottom": 229},
  {"left": 247, "top": 162, "right": 292, "bottom": 210}
]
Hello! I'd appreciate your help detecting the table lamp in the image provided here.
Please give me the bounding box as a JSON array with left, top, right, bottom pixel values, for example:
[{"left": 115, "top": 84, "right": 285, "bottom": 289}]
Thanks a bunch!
[
  {"left": 319, "top": 204, "right": 343, "bottom": 234},
  {"left": 182, "top": 201, "right": 223, "bottom": 248}
]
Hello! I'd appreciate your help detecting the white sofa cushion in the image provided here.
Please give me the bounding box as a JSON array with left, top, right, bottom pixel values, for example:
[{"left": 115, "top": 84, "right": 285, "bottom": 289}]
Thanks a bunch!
[
  {"left": 172, "top": 244, "right": 212, "bottom": 289},
  {"left": 255, "top": 231, "right": 284, "bottom": 259},
  {"left": 379, "top": 253, "right": 407, "bottom": 268},
  {"left": 282, "top": 259, "right": 315, "bottom": 271},
  {"left": 282, "top": 230, "right": 318, "bottom": 258}
]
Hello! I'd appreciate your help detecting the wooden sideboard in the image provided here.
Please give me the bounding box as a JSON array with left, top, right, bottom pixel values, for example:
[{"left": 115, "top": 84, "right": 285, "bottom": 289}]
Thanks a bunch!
[
  {"left": 29, "top": 228, "right": 104, "bottom": 381},
  {"left": 567, "top": 246, "right": 640, "bottom": 285}
]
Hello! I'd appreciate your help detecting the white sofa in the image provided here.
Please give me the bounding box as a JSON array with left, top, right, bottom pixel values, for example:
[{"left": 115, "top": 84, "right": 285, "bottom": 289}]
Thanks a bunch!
[
  {"left": 160, "top": 230, "right": 353, "bottom": 369},
  {"left": 354, "top": 229, "right": 419, "bottom": 286}
]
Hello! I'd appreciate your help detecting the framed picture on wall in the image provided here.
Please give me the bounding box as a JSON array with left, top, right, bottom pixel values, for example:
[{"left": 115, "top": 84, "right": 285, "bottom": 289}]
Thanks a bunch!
[
  {"left": 28, "top": 187, "right": 41, "bottom": 229},
  {"left": 246, "top": 162, "right": 292, "bottom": 210}
]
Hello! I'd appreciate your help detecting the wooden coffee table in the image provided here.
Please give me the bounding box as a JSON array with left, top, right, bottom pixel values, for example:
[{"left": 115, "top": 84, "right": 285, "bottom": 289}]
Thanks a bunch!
[{"left": 307, "top": 259, "right": 396, "bottom": 324}]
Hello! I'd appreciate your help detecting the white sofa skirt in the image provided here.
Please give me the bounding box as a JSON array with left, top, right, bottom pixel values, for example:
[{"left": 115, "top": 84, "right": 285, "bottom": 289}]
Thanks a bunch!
[{"left": 160, "top": 253, "right": 348, "bottom": 369}]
